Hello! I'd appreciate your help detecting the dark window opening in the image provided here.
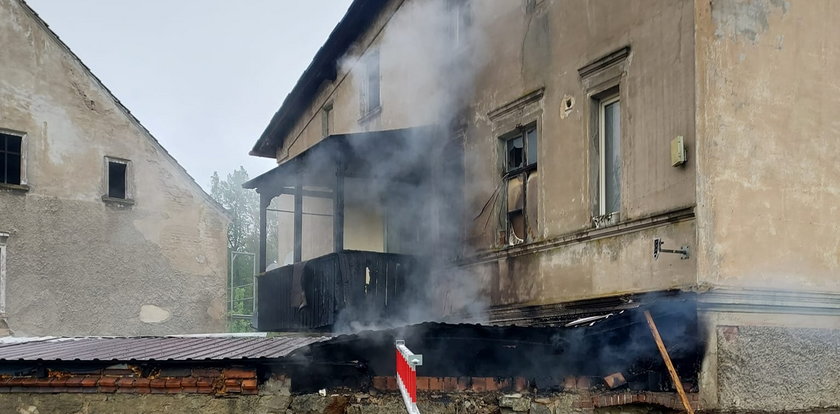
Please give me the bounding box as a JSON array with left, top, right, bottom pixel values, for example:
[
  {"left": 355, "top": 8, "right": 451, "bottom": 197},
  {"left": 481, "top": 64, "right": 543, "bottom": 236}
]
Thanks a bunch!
[
  {"left": 0, "top": 132, "right": 22, "bottom": 185},
  {"left": 108, "top": 161, "right": 127, "bottom": 199},
  {"left": 504, "top": 125, "right": 537, "bottom": 174}
]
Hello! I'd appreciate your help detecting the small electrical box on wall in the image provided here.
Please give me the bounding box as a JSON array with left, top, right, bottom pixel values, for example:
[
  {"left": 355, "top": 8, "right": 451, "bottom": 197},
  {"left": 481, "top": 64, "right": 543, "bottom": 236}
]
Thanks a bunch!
[{"left": 671, "top": 135, "right": 687, "bottom": 167}]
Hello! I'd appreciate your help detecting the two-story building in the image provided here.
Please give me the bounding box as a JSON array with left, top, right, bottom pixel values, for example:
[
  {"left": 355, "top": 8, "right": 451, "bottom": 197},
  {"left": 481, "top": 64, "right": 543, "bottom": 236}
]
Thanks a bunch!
[
  {"left": 245, "top": 0, "right": 840, "bottom": 412},
  {"left": 0, "top": 0, "right": 230, "bottom": 335}
]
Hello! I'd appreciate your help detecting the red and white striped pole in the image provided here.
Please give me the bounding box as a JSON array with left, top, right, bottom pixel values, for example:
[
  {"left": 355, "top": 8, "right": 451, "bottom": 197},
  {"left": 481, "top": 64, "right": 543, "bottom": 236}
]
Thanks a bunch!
[{"left": 395, "top": 340, "right": 423, "bottom": 414}]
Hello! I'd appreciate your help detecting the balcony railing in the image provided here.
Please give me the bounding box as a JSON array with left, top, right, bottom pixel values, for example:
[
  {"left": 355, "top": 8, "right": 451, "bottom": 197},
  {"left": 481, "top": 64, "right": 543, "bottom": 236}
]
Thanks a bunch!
[{"left": 256, "top": 250, "right": 420, "bottom": 331}]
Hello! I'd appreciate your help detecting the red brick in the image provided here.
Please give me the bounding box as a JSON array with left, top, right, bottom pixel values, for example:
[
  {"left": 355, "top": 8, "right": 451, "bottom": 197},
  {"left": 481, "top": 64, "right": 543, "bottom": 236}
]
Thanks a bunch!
[
  {"left": 165, "top": 379, "right": 182, "bottom": 389},
  {"left": 457, "top": 377, "right": 471, "bottom": 391},
  {"left": 241, "top": 379, "right": 258, "bottom": 390},
  {"left": 442, "top": 377, "right": 458, "bottom": 392},
  {"left": 19, "top": 378, "right": 37, "bottom": 387},
  {"left": 182, "top": 387, "right": 198, "bottom": 393},
  {"left": 116, "top": 378, "right": 135, "bottom": 388},
  {"left": 563, "top": 376, "right": 577, "bottom": 390},
  {"left": 150, "top": 387, "right": 167, "bottom": 394},
  {"left": 224, "top": 379, "right": 240, "bottom": 387},
  {"left": 134, "top": 387, "right": 151, "bottom": 394},
  {"left": 471, "top": 377, "right": 490, "bottom": 392},
  {"left": 65, "top": 377, "right": 84, "bottom": 387},
  {"left": 98, "top": 377, "right": 118, "bottom": 387},
  {"left": 191, "top": 368, "right": 221, "bottom": 377},
  {"left": 372, "top": 376, "right": 388, "bottom": 390},
  {"left": 416, "top": 377, "right": 430, "bottom": 391},
  {"left": 196, "top": 386, "right": 214, "bottom": 394},
  {"left": 80, "top": 377, "right": 98, "bottom": 387},
  {"left": 165, "top": 388, "right": 181, "bottom": 394},
  {"left": 195, "top": 377, "right": 214, "bottom": 388},
  {"left": 150, "top": 379, "right": 167, "bottom": 389},
  {"left": 133, "top": 378, "right": 150, "bottom": 388},
  {"left": 99, "top": 386, "right": 117, "bottom": 393},
  {"left": 223, "top": 368, "right": 256, "bottom": 379},
  {"left": 385, "top": 376, "right": 397, "bottom": 391},
  {"left": 181, "top": 377, "right": 198, "bottom": 387},
  {"left": 493, "top": 378, "right": 511, "bottom": 391},
  {"left": 427, "top": 377, "right": 443, "bottom": 391},
  {"left": 49, "top": 378, "right": 68, "bottom": 386},
  {"left": 576, "top": 376, "right": 591, "bottom": 390},
  {"left": 514, "top": 377, "right": 529, "bottom": 392}
]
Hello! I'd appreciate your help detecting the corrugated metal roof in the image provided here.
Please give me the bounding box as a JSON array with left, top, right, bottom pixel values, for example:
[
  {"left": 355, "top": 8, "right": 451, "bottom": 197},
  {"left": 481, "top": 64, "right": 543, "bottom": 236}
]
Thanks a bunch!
[{"left": 0, "top": 335, "right": 331, "bottom": 361}]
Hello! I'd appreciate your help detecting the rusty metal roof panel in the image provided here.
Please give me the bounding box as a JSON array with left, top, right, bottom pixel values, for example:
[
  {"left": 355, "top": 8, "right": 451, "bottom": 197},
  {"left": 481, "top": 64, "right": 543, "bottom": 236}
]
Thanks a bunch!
[{"left": 0, "top": 336, "right": 331, "bottom": 361}]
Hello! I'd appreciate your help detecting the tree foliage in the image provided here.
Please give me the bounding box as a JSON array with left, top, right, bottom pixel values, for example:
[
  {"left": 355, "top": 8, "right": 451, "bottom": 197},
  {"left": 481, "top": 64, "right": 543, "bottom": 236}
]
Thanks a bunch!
[{"left": 210, "top": 166, "right": 277, "bottom": 332}]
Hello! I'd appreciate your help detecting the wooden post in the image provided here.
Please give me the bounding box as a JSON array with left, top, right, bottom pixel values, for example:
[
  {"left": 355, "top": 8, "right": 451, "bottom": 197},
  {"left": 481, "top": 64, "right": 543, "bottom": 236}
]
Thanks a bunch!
[
  {"left": 333, "top": 166, "right": 345, "bottom": 253},
  {"left": 643, "top": 310, "right": 695, "bottom": 414},
  {"left": 258, "top": 192, "right": 269, "bottom": 273},
  {"left": 293, "top": 178, "right": 303, "bottom": 264}
]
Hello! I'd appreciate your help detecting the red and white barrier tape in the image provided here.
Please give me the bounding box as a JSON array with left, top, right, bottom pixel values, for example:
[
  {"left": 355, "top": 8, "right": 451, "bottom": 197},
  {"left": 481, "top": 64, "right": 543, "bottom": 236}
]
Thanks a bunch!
[{"left": 395, "top": 340, "right": 423, "bottom": 414}]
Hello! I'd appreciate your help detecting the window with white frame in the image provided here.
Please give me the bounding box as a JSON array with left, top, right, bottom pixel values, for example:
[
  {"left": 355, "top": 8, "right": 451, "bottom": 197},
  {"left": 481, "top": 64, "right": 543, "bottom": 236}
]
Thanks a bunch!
[
  {"left": 598, "top": 94, "right": 621, "bottom": 217},
  {"left": 360, "top": 51, "right": 380, "bottom": 117},
  {"left": 104, "top": 157, "right": 132, "bottom": 201}
]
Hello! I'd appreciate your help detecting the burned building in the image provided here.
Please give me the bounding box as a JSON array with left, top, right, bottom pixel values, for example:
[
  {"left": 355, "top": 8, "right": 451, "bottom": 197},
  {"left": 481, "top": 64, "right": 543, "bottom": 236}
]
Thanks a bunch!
[
  {"left": 245, "top": 0, "right": 840, "bottom": 412},
  {"left": 0, "top": 0, "right": 230, "bottom": 335}
]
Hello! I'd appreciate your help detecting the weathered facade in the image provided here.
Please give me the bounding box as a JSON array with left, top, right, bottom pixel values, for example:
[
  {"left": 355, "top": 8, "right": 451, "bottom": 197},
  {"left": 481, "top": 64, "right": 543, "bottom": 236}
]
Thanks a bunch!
[
  {"left": 246, "top": 0, "right": 840, "bottom": 412},
  {"left": 0, "top": 0, "right": 230, "bottom": 335}
]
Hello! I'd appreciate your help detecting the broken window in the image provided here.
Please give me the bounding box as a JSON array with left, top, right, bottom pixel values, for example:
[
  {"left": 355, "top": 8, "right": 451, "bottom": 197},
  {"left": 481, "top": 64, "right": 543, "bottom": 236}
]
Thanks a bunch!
[
  {"left": 503, "top": 124, "right": 538, "bottom": 245},
  {"left": 105, "top": 157, "right": 130, "bottom": 200},
  {"left": 0, "top": 132, "right": 22, "bottom": 185},
  {"left": 598, "top": 95, "right": 620, "bottom": 216},
  {"left": 360, "top": 51, "right": 380, "bottom": 117}
]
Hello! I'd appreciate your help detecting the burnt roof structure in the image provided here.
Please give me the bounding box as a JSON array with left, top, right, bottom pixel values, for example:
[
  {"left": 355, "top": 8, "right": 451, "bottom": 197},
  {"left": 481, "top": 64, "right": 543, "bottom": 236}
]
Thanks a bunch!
[{"left": 250, "top": 0, "right": 389, "bottom": 158}]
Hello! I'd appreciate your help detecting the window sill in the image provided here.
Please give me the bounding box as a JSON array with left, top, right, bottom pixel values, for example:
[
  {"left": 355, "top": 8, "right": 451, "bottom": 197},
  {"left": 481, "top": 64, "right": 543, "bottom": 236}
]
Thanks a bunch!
[
  {"left": 0, "top": 183, "right": 30, "bottom": 194},
  {"left": 591, "top": 212, "right": 620, "bottom": 229},
  {"left": 101, "top": 195, "right": 135, "bottom": 207},
  {"left": 358, "top": 105, "right": 382, "bottom": 124}
]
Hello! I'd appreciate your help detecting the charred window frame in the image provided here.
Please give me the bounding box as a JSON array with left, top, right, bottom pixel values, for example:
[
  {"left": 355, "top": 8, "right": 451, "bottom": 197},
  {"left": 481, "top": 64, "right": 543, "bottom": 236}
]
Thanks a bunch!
[
  {"left": 103, "top": 156, "right": 133, "bottom": 204},
  {"left": 359, "top": 51, "right": 381, "bottom": 119},
  {"left": 0, "top": 130, "right": 26, "bottom": 188},
  {"left": 502, "top": 124, "right": 538, "bottom": 245}
]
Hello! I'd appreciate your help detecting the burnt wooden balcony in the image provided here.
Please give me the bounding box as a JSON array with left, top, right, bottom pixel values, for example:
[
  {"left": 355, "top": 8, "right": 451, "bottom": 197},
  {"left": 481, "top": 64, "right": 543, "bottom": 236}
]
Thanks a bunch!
[{"left": 256, "top": 250, "right": 421, "bottom": 331}]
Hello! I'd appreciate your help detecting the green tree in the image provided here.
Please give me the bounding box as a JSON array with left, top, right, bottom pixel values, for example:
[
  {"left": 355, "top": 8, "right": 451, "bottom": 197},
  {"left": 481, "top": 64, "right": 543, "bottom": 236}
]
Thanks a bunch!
[{"left": 210, "top": 166, "right": 277, "bottom": 332}]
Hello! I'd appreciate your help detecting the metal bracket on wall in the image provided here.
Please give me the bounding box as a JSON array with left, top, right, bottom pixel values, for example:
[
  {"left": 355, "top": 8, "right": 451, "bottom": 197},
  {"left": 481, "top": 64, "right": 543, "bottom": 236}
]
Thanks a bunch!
[{"left": 653, "top": 238, "right": 689, "bottom": 260}]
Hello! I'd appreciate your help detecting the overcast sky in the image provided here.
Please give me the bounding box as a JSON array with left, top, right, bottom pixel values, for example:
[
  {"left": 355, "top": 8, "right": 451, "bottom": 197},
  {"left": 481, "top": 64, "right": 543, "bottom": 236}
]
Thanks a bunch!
[{"left": 25, "top": 0, "right": 353, "bottom": 190}]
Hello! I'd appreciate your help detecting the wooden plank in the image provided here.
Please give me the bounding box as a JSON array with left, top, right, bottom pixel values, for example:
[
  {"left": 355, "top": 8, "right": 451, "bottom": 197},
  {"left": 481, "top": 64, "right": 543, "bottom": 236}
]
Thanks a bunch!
[{"left": 643, "top": 310, "right": 695, "bottom": 414}]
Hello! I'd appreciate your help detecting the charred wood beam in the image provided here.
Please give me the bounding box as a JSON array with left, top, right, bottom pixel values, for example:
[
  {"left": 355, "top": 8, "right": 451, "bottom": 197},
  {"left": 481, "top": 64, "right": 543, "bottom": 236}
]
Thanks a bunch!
[{"left": 333, "top": 166, "right": 345, "bottom": 252}]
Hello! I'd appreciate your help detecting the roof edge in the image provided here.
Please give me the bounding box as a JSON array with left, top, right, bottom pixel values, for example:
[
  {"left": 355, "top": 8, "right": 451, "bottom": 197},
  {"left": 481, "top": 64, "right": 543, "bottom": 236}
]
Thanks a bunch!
[
  {"left": 249, "top": 0, "right": 390, "bottom": 158},
  {"left": 16, "top": 0, "right": 231, "bottom": 221}
]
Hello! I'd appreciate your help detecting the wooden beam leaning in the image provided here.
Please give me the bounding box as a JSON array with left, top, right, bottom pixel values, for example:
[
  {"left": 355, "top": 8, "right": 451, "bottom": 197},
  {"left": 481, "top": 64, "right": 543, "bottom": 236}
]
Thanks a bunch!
[
  {"left": 643, "top": 310, "right": 695, "bottom": 414},
  {"left": 333, "top": 165, "right": 345, "bottom": 253}
]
